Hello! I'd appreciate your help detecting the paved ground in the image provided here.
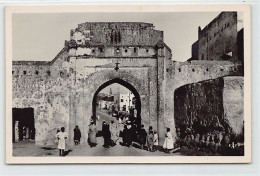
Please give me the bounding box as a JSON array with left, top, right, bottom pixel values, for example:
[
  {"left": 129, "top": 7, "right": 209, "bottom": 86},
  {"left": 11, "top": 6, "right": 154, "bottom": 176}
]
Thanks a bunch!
[
  {"left": 13, "top": 139, "right": 182, "bottom": 157},
  {"left": 13, "top": 110, "right": 182, "bottom": 157}
]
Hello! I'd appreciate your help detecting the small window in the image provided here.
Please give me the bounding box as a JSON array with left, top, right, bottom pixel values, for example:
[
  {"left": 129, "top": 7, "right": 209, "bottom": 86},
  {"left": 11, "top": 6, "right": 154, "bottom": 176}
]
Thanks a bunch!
[
  {"left": 125, "top": 49, "right": 128, "bottom": 53},
  {"left": 121, "top": 99, "right": 124, "bottom": 102},
  {"left": 134, "top": 47, "right": 137, "bottom": 53},
  {"left": 192, "top": 69, "right": 195, "bottom": 72},
  {"left": 146, "top": 49, "right": 149, "bottom": 53},
  {"left": 92, "top": 49, "right": 95, "bottom": 53},
  {"left": 220, "top": 68, "right": 224, "bottom": 71},
  {"left": 35, "top": 70, "right": 39, "bottom": 75},
  {"left": 23, "top": 71, "right": 26, "bottom": 75},
  {"left": 233, "top": 67, "right": 237, "bottom": 72},
  {"left": 178, "top": 68, "right": 181, "bottom": 72},
  {"left": 116, "top": 48, "right": 120, "bottom": 53},
  {"left": 166, "top": 68, "right": 169, "bottom": 72},
  {"left": 206, "top": 68, "right": 209, "bottom": 72},
  {"left": 47, "top": 70, "right": 51, "bottom": 76},
  {"left": 12, "top": 71, "right": 14, "bottom": 74},
  {"left": 60, "top": 71, "right": 63, "bottom": 76}
]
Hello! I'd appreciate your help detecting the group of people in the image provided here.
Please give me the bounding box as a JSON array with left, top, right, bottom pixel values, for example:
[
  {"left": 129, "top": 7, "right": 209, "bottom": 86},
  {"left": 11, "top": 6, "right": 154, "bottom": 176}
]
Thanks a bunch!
[
  {"left": 55, "top": 119, "right": 177, "bottom": 157},
  {"left": 120, "top": 121, "right": 175, "bottom": 153},
  {"left": 101, "top": 120, "right": 118, "bottom": 148}
]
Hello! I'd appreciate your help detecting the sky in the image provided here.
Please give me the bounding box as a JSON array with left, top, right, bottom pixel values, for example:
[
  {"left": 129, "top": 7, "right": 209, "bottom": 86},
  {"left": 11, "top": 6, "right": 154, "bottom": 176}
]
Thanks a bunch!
[
  {"left": 12, "top": 12, "right": 221, "bottom": 62},
  {"left": 99, "top": 83, "right": 129, "bottom": 95}
]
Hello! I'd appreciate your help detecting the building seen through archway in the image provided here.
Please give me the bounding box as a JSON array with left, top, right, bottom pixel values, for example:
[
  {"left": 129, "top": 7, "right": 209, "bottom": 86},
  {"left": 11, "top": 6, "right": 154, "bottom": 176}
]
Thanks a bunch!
[{"left": 92, "top": 79, "right": 141, "bottom": 134}]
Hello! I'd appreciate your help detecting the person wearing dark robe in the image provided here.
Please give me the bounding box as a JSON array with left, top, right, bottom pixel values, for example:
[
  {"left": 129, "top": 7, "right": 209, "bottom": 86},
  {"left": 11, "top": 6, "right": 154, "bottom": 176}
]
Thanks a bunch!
[
  {"left": 102, "top": 121, "right": 111, "bottom": 148},
  {"left": 73, "top": 126, "right": 81, "bottom": 145},
  {"left": 124, "top": 122, "right": 133, "bottom": 147},
  {"left": 121, "top": 125, "right": 127, "bottom": 146},
  {"left": 138, "top": 124, "right": 147, "bottom": 149}
]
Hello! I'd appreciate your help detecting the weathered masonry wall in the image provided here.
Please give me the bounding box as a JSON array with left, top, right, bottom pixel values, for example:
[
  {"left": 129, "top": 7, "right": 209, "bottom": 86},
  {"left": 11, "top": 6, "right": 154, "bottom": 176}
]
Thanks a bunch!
[
  {"left": 12, "top": 55, "right": 160, "bottom": 145},
  {"left": 191, "top": 12, "right": 240, "bottom": 62},
  {"left": 174, "top": 76, "right": 244, "bottom": 139},
  {"left": 164, "top": 60, "right": 243, "bottom": 142},
  {"left": 71, "top": 22, "right": 163, "bottom": 46},
  {"left": 222, "top": 76, "right": 244, "bottom": 135}
]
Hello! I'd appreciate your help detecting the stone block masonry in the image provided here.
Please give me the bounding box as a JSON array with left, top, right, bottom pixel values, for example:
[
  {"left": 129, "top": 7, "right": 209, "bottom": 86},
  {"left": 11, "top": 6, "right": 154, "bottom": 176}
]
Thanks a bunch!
[{"left": 174, "top": 76, "right": 244, "bottom": 139}]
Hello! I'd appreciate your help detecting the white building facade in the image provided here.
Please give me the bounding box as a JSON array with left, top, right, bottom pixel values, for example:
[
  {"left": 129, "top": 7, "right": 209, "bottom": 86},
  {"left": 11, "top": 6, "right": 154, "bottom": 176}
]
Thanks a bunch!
[{"left": 119, "top": 92, "right": 135, "bottom": 112}]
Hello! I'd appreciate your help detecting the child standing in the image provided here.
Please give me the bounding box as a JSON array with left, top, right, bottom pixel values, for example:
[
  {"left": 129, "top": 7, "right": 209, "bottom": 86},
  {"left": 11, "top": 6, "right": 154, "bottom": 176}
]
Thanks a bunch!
[
  {"left": 163, "top": 128, "right": 174, "bottom": 153},
  {"left": 147, "top": 130, "right": 154, "bottom": 151},
  {"left": 153, "top": 131, "right": 159, "bottom": 151},
  {"left": 56, "top": 127, "right": 68, "bottom": 156}
]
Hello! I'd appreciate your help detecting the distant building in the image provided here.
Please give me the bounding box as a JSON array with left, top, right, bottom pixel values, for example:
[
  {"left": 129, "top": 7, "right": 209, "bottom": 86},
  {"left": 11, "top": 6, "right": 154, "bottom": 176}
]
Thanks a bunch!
[
  {"left": 113, "top": 86, "right": 120, "bottom": 111},
  {"left": 190, "top": 12, "right": 244, "bottom": 63},
  {"left": 97, "top": 93, "right": 114, "bottom": 110},
  {"left": 119, "top": 92, "right": 135, "bottom": 112}
]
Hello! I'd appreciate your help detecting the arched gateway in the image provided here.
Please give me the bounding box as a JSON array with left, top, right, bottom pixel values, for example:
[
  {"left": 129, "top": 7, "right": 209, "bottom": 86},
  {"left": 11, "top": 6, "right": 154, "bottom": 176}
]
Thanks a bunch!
[
  {"left": 12, "top": 22, "right": 173, "bottom": 145},
  {"left": 12, "top": 21, "right": 243, "bottom": 146},
  {"left": 92, "top": 78, "right": 142, "bottom": 125}
]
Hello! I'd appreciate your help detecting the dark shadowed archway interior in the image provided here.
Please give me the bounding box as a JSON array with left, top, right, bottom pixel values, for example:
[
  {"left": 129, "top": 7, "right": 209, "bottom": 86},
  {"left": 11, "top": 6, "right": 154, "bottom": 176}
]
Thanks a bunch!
[{"left": 92, "top": 78, "right": 141, "bottom": 126}]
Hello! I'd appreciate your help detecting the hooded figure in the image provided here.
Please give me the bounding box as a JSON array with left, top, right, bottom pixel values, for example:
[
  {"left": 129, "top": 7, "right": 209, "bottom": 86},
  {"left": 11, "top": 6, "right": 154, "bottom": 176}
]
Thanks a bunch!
[
  {"left": 102, "top": 121, "right": 111, "bottom": 148},
  {"left": 138, "top": 124, "right": 147, "bottom": 149},
  {"left": 109, "top": 120, "right": 118, "bottom": 146},
  {"left": 73, "top": 126, "right": 81, "bottom": 145},
  {"left": 88, "top": 120, "right": 97, "bottom": 147},
  {"left": 123, "top": 121, "right": 133, "bottom": 147}
]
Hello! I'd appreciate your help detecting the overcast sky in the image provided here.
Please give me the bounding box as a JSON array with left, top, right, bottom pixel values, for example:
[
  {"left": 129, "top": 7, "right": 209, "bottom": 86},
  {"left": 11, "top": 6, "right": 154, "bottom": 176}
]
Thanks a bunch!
[{"left": 13, "top": 12, "right": 221, "bottom": 62}]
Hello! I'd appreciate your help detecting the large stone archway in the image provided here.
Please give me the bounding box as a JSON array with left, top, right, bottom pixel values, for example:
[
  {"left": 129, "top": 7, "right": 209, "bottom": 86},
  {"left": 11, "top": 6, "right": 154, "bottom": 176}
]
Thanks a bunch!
[{"left": 69, "top": 66, "right": 155, "bottom": 144}]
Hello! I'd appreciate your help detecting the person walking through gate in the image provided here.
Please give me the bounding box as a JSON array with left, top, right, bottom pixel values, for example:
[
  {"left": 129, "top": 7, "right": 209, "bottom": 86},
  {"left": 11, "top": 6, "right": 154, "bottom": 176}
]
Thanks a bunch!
[
  {"left": 73, "top": 125, "right": 81, "bottom": 145},
  {"left": 109, "top": 120, "right": 118, "bottom": 146},
  {"left": 138, "top": 124, "right": 147, "bottom": 149},
  {"left": 102, "top": 121, "right": 111, "bottom": 148},
  {"left": 153, "top": 131, "right": 159, "bottom": 151},
  {"left": 147, "top": 127, "right": 154, "bottom": 151},
  {"left": 124, "top": 121, "right": 134, "bottom": 147},
  {"left": 56, "top": 127, "right": 68, "bottom": 156},
  {"left": 88, "top": 120, "right": 97, "bottom": 147},
  {"left": 163, "top": 128, "right": 174, "bottom": 153}
]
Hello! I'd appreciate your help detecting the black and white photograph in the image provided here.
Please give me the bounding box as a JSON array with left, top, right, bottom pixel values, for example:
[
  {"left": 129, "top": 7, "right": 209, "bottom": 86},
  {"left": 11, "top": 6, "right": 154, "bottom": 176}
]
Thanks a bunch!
[{"left": 5, "top": 4, "right": 251, "bottom": 163}]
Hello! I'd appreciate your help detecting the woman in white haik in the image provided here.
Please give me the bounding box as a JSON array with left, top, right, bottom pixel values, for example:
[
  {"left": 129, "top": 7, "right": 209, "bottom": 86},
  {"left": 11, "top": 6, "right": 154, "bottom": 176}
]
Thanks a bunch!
[
  {"left": 163, "top": 128, "right": 174, "bottom": 153},
  {"left": 56, "top": 127, "right": 68, "bottom": 156}
]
